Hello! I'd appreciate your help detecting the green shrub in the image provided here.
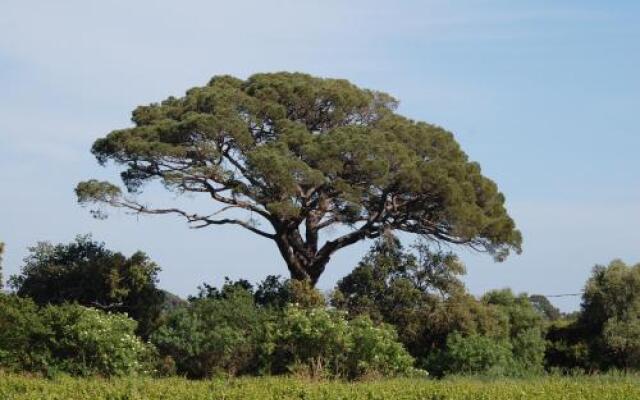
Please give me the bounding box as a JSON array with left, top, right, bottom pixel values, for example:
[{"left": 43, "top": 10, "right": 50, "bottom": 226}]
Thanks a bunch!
[
  {"left": 434, "top": 332, "right": 514, "bottom": 376},
  {"left": 9, "top": 236, "right": 165, "bottom": 339},
  {"left": 39, "top": 304, "right": 154, "bottom": 376},
  {"left": 0, "top": 294, "right": 153, "bottom": 377},
  {"left": 482, "top": 289, "right": 547, "bottom": 373},
  {"left": 0, "top": 294, "right": 51, "bottom": 373},
  {"left": 270, "top": 306, "right": 351, "bottom": 377},
  {"left": 579, "top": 260, "right": 640, "bottom": 370},
  {"left": 511, "top": 327, "right": 546, "bottom": 373},
  {"left": 195, "top": 275, "right": 325, "bottom": 309},
  {"left": 271, "top": 306, "right": 414, "bottom": 379},
  {"left": 346, "top": 316, "right": 415, "bottom": 378},
  {"left": 151, "top": 288, "right": 268, "bottom": 378}
]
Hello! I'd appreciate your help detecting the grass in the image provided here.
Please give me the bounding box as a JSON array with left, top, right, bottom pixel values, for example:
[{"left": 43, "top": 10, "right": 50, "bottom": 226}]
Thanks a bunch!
[{"left": 1, "top": 374, "right": 639, "bottom": 399}]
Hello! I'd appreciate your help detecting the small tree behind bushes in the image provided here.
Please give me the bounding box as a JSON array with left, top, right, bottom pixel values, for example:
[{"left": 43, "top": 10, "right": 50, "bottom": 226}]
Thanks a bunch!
[
  {"left": 545, "top": 259, "right": 640, "bottom": 372},
  {"left": 9, "top": 235, "right": 165, "bottom": 338},
  {"left": 332, "top": 239, "right": 547, "bottom": 376},
  {"left": 152, "top": 287, "right": 267, "bottom": 378}
]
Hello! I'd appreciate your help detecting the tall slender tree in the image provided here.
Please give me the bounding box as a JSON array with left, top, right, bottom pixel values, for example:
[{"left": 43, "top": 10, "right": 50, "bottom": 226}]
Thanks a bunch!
[{"left": 77, "top": 72, "right": 521, "bottom": 284}]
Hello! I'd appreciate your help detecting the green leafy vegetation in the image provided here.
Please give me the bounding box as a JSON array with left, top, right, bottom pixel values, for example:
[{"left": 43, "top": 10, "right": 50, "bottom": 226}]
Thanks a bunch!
[
  {"left": 331, "top": 240, "right": 547, "bottom": 376},
  {"left": 152, "top": 282, "right": 412, "bottom": 379},
  {"left": 76, "top": 72, "right": 521, "bottom": 284},
  {"left": 2, "top": 235, "right": 639, "bottom": 381},
  {"left": 1, "top": 72, "right": 638, "bottom": 398},
  {"left": 1, "top": 374, "right": 639, "bottom": 399},
  {"left": 546, "top": 260, "right": 640, "bottom": 372},
  {"left": 0, "top": 295, "right": 153, "bottom": 377},
  {"left": 151, "top": 286, "right": 268, "bottom": 378},
  {"left": 9, "top": 235, "right": 165, "bottom": 338}
]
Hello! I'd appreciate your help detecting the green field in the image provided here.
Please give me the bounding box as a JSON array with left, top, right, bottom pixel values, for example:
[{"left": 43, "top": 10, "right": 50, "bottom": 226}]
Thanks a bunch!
[{"left": 2, "top": 375, "right": 639, "bottom": 400}]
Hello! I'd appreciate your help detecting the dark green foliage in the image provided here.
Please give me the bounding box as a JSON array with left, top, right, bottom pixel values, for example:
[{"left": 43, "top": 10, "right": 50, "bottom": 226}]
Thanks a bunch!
[
  {"left": 333, "top": 242, "right": 547, "bottom": 376},
  {"left": 76, "top": 72, "right": 521, "bottom": 284},
  {"left": 482, "top": 289, "right": 547, "bottom": 372},
  {"left": 0, "top": 294, "right": 51, "bottom": 373},
  {"left": 435, "top": 332, "right": 514, "bottom": 376},
  {"left": 193, "top": 275, "right": 325, "bottom": 309},
  {"left": 254, "top": 275, "right": 294, "bottom": 308},
  {"left": 332, "top": 240, "right": 505, "bottom": 370},
  {"left": 529, "top": 295, "right": 562, "bottom": 321},
  {"left": 190, "top": 277, "right": 254, "bottom": 302},
  {"left": 425, "top": 290, "right": 546, "bottom": 377},
  {"left": 152, "top": 282, "right": 412, "bottom": 379},
  {"left": 578, "top": 260, "right": 640, "bottom": 370},
  {"left": 152, "top": 287, "right": 268, "bottom": 378},
  {"left": 331, "top": 237, "right": 467, "bottom": 320},
  {"left": 544, "top": 319, "right": 591, "bottom": 372},
  {"left": 543, "top": 260, "right": 640, "bottom": 373},
  {"left": 9, "top": 236, "right": 165, "bottom": 338},
  {"left": 0, "top": 294, "right": 153, "bottom": 377}
]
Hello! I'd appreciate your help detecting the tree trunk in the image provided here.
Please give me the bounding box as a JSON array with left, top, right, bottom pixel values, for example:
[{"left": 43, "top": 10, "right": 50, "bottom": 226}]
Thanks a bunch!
[{"left": 273, "top": 229, "right": 331, "bottom": 286}]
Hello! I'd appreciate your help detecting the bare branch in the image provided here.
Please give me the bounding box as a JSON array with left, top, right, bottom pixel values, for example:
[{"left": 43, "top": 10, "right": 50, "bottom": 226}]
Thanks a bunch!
[{"left": 112, "top": 197, "right": 275, "bottom": 239}]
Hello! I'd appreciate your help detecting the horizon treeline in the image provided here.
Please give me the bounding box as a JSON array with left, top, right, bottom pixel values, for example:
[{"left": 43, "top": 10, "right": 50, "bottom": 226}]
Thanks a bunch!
[{"left": 0, "top": 235, "right": 639, "bottom": 379}]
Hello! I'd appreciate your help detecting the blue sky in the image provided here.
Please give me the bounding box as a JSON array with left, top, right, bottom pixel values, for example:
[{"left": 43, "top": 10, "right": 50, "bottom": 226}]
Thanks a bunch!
[{"left": 1, "top": 1, "right": 638, "bottom": 310}]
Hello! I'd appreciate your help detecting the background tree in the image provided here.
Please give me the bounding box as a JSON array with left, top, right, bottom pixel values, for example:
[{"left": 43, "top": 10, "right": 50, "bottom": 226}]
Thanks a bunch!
[
  {"left": 481, "top": 289, "right": 546, "bottom": 372},
  {"left": 332, "top": 239, "right": 504, "bottom": 370},
  {"left": 9, "top": 236, "right": 164, "bottom": 338},
  {"left": 76, "top": 72, "right": 521, "bottom": 285},
  {"left": 529, "top": 294, "right": 562, "bottom": 321},
  {"left": 193, "top": 275, "right": 325, "bottom": 309},
  {"left": 577, "top": 259, "right": 640, "bottom": 370},
  {"left": 152, "top": 286, "right": 266, "bottom": 378}
]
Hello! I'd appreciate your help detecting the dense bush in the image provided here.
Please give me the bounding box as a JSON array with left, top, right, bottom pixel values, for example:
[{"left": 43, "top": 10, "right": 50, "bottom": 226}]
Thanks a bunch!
[
  {"left": 332, "top": 240, "right": 547, "bottom": 376},
  {"left": 331, "top": 239, "right": 485, "bottom": 366},
  {"left": 152, "top": 287, "right": 268, "bottom": 378},
  {"left": 482, "top": 289, "right": 547, "bottom": 373},
  {"left": 4, "top": 234, "right": 637, "bottom": 379},
  {"left": 544, "top": 319, "right": 591, "bottom": 371},
  {"left": 543, "top": 260, "right": 640, "bottom": 373},
  {"left": 0, "top": 294, "right": 51, "bottom": 373},
  {"left": 153, "top": 282, "right": 414, "bottom": 380},
  {"left": 0, "top": 294, "right": 153, "bottom": 377},
  {"left": 269, "top": 306, "right": 414, "bottom": 379},
  {"left": 269, "top": 306, "right": 351, "bottom": 377},
  {"left": 9, "top": 236, "right": 165, "bottom": 338},
  {"left": 434, "top": 332, "right": 514, "bottom": 376},
  {"left": 38, "top": 304, "right": 154, "bottom": 376},
  {"left": 341, "top": 315, "right": 416, "bottom": 378}
]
